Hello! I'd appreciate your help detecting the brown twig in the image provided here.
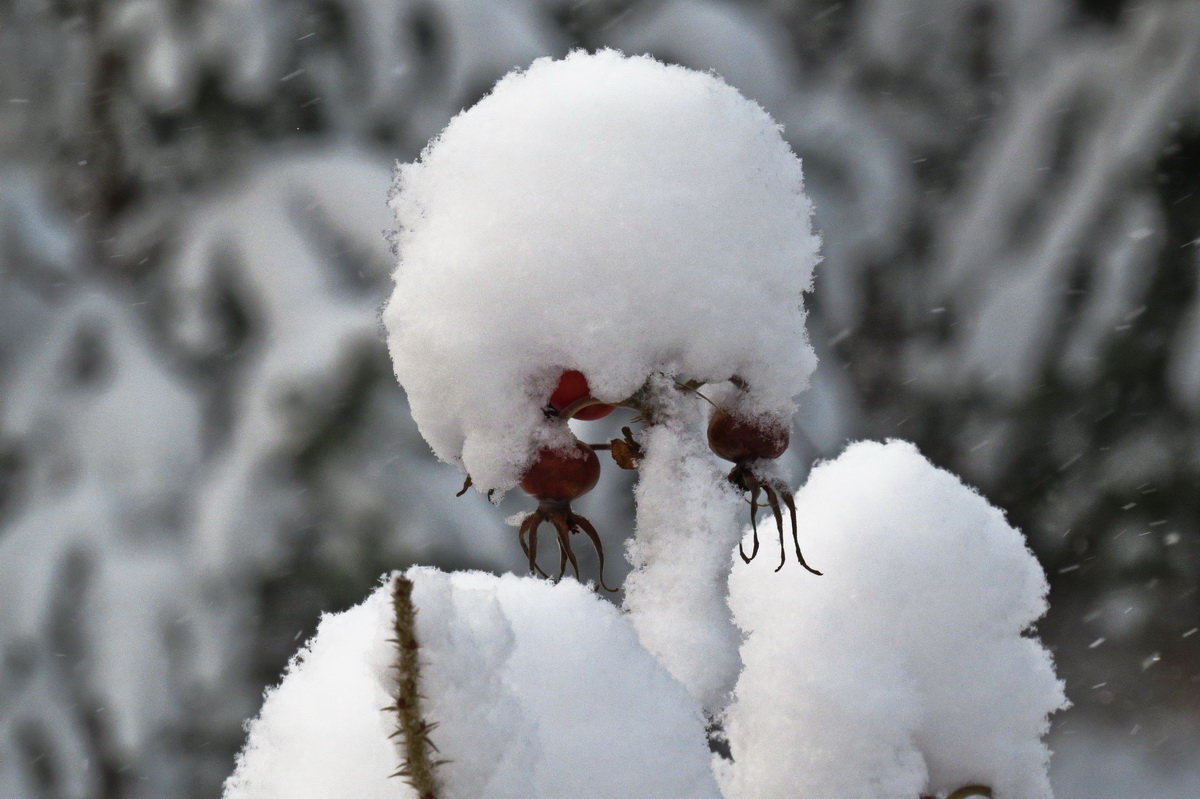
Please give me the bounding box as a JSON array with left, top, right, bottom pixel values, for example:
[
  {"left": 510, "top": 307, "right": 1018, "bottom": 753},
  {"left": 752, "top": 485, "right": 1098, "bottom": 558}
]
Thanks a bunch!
[{"left": 387, "top": 576, "right": 443, "bottom": 798}]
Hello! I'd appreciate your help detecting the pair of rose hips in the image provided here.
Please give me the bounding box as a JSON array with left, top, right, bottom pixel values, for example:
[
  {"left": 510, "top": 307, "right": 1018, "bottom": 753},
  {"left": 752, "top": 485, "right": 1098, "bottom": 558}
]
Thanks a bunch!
[
  {"left": 520, "top": 370, "right": 790, "bottom": 504},
  {"left": 523, "top": 369, "right": 787, "bottom": 501},
  {"left": 515, "top": 370, "right": 814, "bottom": 588},
  {"left": 516, "top": 371, "right": 609, "bottom": 504},
  {"left": 510, "top": 371, "right": 614, "bottom": 590}
]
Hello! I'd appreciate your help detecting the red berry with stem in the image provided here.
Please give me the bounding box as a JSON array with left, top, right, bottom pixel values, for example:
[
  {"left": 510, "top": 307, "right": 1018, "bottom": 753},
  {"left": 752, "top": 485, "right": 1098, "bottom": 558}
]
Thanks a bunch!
[
  {"left": 549, "top": 369, "right": 615, "bottom": 421},
  {"left": 707, "top": 407, "right": 790, "bottom": 463},
  {"left": 707, "top": 406, "right": 819, "bottom": 575},
  {"left": 516, "top": 438, "right": 614, "bottom": 591}
]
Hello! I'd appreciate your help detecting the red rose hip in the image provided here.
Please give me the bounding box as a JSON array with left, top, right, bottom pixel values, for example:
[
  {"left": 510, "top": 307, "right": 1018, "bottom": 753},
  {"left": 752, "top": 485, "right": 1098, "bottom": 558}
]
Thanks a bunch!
[
  {"left": 515, "top": 438, "right": 613, "bottom": 591},
  {"left": 548, "top": 369, "right": 615, "bottom": 421},
  {"left": 520, "top": 439, "right": 601, "bottom": 502},
  {"left": 707, "top": 408, "right": 790, "bottom": 463}
]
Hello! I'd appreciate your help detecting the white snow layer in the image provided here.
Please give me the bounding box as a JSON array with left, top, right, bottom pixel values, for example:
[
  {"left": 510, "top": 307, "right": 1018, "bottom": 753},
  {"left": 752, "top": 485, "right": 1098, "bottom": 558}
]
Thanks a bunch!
[
  {"left": 623, "top": 395, "right": 746, "bottom": 715},
  {"left": 384, "top": 49, "right": 819, "bottom": 493},
  {"left": 222, "top": 578, "right": 404, "bottom": 799},
  {"left": 224, "top": 568, "right": 721, "bottom": 799},
  {"left": 721, "top": 440, "right": 1068, "bottom": 799}
]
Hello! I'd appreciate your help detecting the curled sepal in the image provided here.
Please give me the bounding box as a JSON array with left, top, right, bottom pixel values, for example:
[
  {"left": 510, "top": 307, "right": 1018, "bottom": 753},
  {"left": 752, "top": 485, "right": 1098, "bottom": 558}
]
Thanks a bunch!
[
  {"left": 728, "top": 461, "right": 820, "bottom": 576},
  {"left": 518, "top": 499, "right": 617, "bottom": 592}
]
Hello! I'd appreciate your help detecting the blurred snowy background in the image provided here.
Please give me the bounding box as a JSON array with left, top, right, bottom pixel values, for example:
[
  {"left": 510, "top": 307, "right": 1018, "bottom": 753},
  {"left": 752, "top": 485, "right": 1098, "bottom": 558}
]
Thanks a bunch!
[{"left": 1, "top": 1, "right": 1198, "bottom": 797}]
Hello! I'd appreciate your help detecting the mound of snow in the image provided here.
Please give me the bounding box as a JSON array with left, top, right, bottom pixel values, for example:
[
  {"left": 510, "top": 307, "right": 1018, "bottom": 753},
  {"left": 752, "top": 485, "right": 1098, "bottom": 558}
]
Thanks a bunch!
[
  {"left": 722, "top": 440, "right": 1068, "bottom": 799},
  {"left": 224, "top": 568, "right": 721, "bottom": 799},
  {"left": 384, "top": 49, "right": 819, "bottom": 493}
]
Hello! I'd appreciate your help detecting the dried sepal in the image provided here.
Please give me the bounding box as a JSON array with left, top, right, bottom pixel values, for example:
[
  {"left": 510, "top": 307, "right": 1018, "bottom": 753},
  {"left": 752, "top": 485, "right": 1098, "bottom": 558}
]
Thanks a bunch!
[
  {"left": 728, "top": 462, "right": 820, "bottom": 576},
  {"left": 518, "top": 499, "right": 617, "bottom": 592},
  {"left": 609, "top": 426, "right": 643, "bottom": 470}
]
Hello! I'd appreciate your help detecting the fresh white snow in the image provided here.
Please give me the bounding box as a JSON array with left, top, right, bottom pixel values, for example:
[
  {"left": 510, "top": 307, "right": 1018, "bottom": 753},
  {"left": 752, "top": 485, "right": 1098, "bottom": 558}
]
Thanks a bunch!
[
  {"left": 383, "top": 49, "right": 819, "bottom": 495},
  {"left": 722, "top": 440, "right": 1068, "bottom": 798},
  {"left": 224, "top": 569, "right": 722, "bottom": 799}
]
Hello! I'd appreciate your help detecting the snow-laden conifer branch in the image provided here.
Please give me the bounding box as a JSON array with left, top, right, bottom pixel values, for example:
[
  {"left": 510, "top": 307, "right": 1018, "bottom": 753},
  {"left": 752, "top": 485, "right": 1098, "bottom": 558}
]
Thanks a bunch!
[{"left": 387, "top": 575, "right": 442, "bottom": 799}]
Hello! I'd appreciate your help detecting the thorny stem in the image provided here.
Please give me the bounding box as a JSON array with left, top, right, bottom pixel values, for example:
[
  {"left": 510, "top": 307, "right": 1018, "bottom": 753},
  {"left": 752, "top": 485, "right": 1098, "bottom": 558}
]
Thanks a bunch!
[{"left": 388, "top": 576, "right": 442, "bottom": 799}]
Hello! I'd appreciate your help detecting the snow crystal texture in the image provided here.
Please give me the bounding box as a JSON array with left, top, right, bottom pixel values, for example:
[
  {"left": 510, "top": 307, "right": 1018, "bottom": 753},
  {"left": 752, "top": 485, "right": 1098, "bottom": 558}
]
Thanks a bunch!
[
  {"left": 384, "top": 49, "right": 819, "bottom": 492},
  {"left": 721, "top": 440, "right": 1068, "bottom": 799},
  {"left": 623, "top": 402, "right": 746, "bottom": 715},
  {"left": 225, "top": 568, "right": 721, "bottom": 799}
]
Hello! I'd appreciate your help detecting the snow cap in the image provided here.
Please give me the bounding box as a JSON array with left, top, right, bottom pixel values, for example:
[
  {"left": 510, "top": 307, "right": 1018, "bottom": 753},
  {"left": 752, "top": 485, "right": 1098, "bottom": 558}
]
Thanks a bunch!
[
  {"left": 722, "top": 440, "right": 1067, "bottom": 799},
  {"left": 384, "top": 49, "right": 819, "bottom": 492}
]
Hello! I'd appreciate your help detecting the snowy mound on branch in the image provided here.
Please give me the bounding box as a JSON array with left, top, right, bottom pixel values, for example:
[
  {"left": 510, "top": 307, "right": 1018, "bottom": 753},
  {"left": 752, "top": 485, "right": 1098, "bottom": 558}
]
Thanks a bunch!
[
  {"left": 224, "top": 568, "right": 721, "bottom": 799},
  {"left": 721, "top": 440, "right": 1068, "bottom": 799},
  {"left": 384, "top": 49, "right": 819, "bottom": 493}
]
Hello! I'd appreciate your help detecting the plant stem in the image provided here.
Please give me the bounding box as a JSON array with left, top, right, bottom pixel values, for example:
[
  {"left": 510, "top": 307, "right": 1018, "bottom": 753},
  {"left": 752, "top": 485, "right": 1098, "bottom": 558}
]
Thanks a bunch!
[{"left": 389, "top": 575, "right": 441, "bottom": 799}]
